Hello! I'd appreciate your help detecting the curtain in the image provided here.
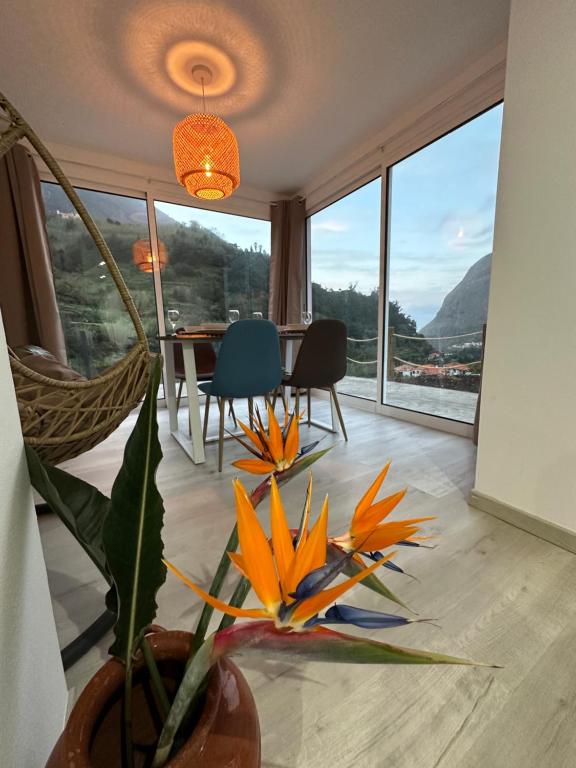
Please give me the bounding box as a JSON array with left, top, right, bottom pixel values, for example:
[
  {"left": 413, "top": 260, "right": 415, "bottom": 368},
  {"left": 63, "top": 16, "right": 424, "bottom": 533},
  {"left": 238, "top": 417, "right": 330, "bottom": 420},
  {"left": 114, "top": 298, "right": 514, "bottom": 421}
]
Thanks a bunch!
[
  {"left": 268, "top": 198, "right": 306, "bottom": 324},
  {"left": 0, "top": 144, "right": 67, "bottom": 362}
]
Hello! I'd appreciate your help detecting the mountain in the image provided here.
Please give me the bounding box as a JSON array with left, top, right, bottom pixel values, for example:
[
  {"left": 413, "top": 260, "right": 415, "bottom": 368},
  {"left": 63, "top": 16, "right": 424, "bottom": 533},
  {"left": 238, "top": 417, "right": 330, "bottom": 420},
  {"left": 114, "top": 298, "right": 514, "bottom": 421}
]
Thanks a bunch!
[
  {"left": 41, "top": 182, "right": 176, "bottom": 226},
  {"left": 420, "top": 253, "right": 491, "bottom": 338}
]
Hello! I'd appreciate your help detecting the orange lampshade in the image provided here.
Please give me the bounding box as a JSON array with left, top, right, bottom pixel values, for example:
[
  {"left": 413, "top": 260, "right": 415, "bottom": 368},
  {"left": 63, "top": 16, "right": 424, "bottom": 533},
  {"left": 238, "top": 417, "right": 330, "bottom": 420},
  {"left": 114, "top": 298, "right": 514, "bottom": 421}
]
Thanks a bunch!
[
  {"left": 132, "top": 239, "right": 168, "bottom": 273},
  {"left": 173, "top": 113, "right": 240, "bottom": 200}
]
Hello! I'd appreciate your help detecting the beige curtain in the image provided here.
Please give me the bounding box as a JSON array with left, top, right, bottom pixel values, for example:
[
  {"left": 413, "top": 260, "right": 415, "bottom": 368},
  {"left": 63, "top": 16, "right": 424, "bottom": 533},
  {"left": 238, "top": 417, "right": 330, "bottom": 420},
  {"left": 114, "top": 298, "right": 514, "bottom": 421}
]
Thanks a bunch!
[
  {"left": 269, "top": 198, "right": 306, "bottom": 324},
  {"left": 0, "top": 144, "right": 67, "bottom": 362}
]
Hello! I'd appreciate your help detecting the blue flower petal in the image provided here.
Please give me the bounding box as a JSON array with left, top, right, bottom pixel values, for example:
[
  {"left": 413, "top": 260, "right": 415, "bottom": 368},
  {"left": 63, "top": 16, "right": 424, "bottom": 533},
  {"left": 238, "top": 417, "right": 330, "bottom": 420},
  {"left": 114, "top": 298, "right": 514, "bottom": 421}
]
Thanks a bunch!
[
  {"left": 290, "top": 552, "right": 354, "bottom": 601},
  {"left": 316, "top": 604, "right": 413, "bottom": 629}
]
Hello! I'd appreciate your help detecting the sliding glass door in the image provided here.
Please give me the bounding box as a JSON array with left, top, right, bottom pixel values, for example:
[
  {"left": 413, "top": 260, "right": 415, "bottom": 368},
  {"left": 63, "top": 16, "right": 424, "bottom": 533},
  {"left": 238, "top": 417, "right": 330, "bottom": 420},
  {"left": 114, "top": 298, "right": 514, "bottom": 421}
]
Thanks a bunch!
[
  {"left": 309, "top": 178, "right": 381, "bottom": 400},
  {"left": 383, "top": 104, "right": 503, "bottom": 422}
]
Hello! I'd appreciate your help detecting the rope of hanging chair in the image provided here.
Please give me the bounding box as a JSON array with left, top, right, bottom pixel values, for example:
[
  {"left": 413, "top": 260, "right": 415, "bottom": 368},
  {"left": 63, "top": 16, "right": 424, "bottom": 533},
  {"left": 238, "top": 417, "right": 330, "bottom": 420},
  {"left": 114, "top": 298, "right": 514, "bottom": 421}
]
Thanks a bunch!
[{"left": 0, "top": 91, "right": 148, "bottom": 348}]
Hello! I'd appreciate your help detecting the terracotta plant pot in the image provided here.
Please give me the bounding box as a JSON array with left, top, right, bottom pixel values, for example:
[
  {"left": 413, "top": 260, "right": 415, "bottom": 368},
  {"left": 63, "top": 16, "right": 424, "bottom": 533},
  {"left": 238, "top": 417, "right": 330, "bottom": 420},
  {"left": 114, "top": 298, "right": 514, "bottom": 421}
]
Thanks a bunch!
[{"left": 46, "top": 630, "right": 261, "bottom": 767}]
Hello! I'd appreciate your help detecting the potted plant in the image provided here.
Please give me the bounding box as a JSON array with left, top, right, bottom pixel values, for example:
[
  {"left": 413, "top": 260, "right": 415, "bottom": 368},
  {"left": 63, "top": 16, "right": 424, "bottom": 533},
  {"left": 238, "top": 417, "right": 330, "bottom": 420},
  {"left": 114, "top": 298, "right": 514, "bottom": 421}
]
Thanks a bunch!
[{"left": 29, "top": 358, "right": 493, "bottom": 768}]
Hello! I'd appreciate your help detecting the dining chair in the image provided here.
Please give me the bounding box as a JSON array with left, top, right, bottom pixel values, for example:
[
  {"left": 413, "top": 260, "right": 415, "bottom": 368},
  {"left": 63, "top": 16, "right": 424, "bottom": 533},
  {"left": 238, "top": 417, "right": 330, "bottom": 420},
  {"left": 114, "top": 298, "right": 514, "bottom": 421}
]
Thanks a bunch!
[
  {"left": 199, "top": 319, "right": 282, "bottom": 471},
  {"left": 275, "top": 318, "right": 348, "bottom": 440},
  {"left": 174, "top": 341, "right": 217, "bottom": 412}
]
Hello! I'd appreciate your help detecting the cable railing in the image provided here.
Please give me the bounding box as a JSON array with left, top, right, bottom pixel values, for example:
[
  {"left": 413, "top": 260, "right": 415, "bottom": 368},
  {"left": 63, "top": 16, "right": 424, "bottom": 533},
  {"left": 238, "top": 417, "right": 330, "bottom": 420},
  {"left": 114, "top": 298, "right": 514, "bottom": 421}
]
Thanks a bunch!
[{"left": 345, "top": 329, "right": 484, "bottom": 374}]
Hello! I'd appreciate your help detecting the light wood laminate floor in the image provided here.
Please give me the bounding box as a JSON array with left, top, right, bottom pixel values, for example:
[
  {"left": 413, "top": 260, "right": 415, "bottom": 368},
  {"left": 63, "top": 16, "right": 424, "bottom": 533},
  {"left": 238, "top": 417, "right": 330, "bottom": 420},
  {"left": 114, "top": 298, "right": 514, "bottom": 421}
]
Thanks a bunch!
[{"left": 37, "top": 397, "right": 576, "bottom": 768}]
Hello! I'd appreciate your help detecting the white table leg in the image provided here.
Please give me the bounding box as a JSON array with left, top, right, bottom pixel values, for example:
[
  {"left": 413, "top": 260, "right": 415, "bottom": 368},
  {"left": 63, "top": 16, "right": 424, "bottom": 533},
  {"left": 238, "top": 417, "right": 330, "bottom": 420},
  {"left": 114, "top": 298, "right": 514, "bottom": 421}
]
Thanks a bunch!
[
  {"left": 283, "top": 339, "right": 294, "bottom": 406},
  {"left": 182, "top": 342, "right": 206, "bottom": 464},
  {"left": 162, "top": 340, "right": 178, "bottom": 432}
]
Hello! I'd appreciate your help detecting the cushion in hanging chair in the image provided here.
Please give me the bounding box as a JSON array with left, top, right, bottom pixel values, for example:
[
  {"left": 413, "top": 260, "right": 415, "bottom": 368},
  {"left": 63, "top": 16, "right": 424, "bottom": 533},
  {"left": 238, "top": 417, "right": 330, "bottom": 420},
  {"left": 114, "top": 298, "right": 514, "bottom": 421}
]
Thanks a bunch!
[
  {"left": 11, "top": 342, "right": 151, "bottom": 465},
  {"left": 15, "top": 345, "right": 86, "bottom": 382}
]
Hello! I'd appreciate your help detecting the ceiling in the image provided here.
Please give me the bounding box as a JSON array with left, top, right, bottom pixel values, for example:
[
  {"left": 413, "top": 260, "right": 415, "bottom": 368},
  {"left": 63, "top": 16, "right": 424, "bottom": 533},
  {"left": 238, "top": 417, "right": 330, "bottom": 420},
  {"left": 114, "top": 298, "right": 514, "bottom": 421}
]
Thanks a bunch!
[{"left": 0, "top": 0, "right": 510, "bottom": 196}]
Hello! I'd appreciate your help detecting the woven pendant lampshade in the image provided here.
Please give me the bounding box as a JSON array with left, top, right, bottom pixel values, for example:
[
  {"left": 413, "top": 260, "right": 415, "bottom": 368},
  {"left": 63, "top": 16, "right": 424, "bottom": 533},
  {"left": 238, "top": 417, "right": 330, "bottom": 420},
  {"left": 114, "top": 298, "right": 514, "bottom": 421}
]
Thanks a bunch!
[
  {"left": 173, "top": 112, "right": 240, "bottom": 200},
  {"left": 132, "top": 239, "right": 168, "bottom": 273}
]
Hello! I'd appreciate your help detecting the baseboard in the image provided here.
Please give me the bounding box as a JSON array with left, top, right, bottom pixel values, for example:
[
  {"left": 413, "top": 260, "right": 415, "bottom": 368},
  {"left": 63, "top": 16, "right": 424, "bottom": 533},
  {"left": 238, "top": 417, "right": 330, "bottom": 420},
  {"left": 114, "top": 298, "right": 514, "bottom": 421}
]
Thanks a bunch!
[{"left": 469, "top": 489, "right": 576, "bottom": 554}]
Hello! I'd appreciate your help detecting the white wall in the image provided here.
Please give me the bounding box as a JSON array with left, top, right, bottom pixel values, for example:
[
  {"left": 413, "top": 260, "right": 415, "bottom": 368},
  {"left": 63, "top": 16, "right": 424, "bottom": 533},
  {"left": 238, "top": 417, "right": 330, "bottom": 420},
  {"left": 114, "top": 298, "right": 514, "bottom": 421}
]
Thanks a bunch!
[
  {"left": 0, "top": 317, "right": 67, "bottom": 765},
  {"left": 475, "top": 0, "right": 576, "bottom": 533}
]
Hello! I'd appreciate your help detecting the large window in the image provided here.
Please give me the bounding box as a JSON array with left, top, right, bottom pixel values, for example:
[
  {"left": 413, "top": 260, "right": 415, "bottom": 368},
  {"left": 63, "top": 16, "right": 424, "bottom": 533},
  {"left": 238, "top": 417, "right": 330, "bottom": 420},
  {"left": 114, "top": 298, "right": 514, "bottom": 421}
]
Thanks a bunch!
[
  {"left": 152, "top": 202, "right": 270, "bottom": 405},
  {"left": 309, "top": 178, "right": 381, "bottom": 400},
  {"left": 154, "top": 201, "right": 271, "bottom": 327},
  {"left": 41, "top": 183, "right": 159, "bottom": 377},
  {"left": 384, "top": 104, "right": 503, "bottom": 422}
]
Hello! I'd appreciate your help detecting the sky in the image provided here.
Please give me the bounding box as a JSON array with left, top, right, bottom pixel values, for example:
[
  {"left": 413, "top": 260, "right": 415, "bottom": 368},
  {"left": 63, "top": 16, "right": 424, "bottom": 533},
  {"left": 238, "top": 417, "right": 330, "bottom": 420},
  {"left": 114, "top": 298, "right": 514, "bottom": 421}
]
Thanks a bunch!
[
  {"left": 154, "top": 201, "right": 271, "bottom": 252},
  {"left": 310, "top": 103, "right": 504, "bottom": 330}
]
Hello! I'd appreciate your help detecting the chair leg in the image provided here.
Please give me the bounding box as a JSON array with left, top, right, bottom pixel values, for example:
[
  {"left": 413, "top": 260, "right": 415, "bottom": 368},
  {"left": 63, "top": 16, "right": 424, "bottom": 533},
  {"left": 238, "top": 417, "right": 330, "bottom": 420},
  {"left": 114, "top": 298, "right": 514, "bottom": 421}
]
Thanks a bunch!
[
  {"left": 229, "top": 399, "right": 237, "bottom": 427},
  {"left": 306, "top": 388, "right": 311, "bottom": 426},
  {"left": 248, "top": 397, "right": 254, "bottom": 429},
  {"left": 330, "top": 385, "right": 348, "bottom": 441},
  {"left": 203, "top": 394, "right": 211, "bottom": 444},
  {"left": 176, "top": 379, "right": 184, "bottom": 412},
  {"left": 218, "top": 397, "right": 226, "bottom": 472}
]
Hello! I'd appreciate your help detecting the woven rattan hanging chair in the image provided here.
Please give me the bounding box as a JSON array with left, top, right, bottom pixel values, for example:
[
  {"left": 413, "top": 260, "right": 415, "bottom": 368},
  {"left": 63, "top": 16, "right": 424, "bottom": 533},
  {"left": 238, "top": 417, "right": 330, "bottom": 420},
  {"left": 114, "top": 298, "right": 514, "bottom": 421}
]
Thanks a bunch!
[{"left": 0, "top": 92, "right": 151, "bottom": 465}]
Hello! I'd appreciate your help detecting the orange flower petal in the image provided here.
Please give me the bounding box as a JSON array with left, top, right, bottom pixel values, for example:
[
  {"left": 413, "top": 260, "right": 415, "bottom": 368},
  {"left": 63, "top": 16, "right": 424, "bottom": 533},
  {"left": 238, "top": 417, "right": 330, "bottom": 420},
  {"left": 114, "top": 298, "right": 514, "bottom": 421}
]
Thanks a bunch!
[
  {"left": 266, "top": 403, "right": 284, "bottom": 463},
  {"left": 164, "top": 559, "right": 268, "bottom": 619},
  {"left": 232, "top": 458, "right": 278, "bottom": 475},
  {"left": 288, "top": 494, "right": 328, "bottom": 594},
  {"left": 284, "top": 415, "right": 299, "bottom": 465},
  {"left": 354, "top": 519, "right": 433, "bottom": 551},
  {"left": 351, "top": 489, "right": 408, "bottom": 537},
  {"left": 270, "top": 476, "right": 296, "bottom": 600},
  {"left": 351, "top": 463, "right": 391, "bottom": 530},
  {"left": 234, "top": 479, "right": 282, "bottom": 611},
  {"left": 228, "top": 551, "right": 249, "bottom": 578},
  {"left": 237, "top": 419, "right": 270, "bottom": 458},
  {"left": 291, "top": 550, "right": 396, "bottom": 623}
]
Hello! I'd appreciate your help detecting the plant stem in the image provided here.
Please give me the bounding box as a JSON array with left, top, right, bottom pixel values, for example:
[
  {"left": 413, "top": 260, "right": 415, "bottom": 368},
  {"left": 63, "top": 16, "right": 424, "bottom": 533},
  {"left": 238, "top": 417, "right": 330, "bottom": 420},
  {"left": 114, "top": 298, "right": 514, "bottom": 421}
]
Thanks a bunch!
[
  {"left": 217, "top": 575, "right": 251, "bottom": 631},
  {"left": 123, "top": 660, "right": 134, "bottom": 768},
  {"left": 190, "top": 522, "right": 238, "bottom": 656},
  {"left": 141, "top": 636, "right": 171, "bottom": 720}
]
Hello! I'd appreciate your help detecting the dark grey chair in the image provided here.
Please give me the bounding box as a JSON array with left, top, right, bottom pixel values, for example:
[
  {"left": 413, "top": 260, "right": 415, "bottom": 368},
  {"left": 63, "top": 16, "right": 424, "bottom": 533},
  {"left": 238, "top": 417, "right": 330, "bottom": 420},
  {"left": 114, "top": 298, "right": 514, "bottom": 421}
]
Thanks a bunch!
[{"left": 277, "top": 318, "right": 348, "bottom": 440}]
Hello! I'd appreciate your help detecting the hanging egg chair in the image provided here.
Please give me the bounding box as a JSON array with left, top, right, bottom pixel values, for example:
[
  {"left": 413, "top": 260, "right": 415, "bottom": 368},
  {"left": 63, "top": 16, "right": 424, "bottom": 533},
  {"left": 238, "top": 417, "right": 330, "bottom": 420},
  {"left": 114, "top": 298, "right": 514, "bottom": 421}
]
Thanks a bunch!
[{"left": 0, "top": 92, "right": 151, "bottom": 465}]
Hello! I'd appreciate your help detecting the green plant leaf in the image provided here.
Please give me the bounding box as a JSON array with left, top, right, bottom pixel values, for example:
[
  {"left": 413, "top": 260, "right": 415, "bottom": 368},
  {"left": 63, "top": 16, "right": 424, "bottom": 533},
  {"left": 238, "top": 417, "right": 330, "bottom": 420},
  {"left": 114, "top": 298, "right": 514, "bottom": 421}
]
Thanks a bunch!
[
  {"left": 153, "top": 619, "right": 489, "bottom": 766},
  {"left": 25, "top": 445, "right": 111, "bottom": 582},
  {"left": 103, "top": 357, "right": 166, "bottom": 661}
]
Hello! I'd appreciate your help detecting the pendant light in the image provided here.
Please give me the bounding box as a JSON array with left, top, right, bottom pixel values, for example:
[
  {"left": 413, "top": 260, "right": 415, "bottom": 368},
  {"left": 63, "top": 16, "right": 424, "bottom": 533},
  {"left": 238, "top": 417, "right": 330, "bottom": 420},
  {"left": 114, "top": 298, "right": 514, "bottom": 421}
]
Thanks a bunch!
[
  {"left": 132, "top": 238, "right": 168, "bottom": 273},
  {"left": 173, "top": 65, "right": 240, "bottom": 201}
]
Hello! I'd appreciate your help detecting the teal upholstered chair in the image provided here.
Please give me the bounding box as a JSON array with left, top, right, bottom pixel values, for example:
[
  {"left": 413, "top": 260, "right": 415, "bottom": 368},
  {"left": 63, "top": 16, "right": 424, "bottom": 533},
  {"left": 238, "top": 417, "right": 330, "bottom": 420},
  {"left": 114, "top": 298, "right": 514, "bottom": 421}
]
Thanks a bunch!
[{"left": 199, "top": 319, "right": 282, "bottom": 471}]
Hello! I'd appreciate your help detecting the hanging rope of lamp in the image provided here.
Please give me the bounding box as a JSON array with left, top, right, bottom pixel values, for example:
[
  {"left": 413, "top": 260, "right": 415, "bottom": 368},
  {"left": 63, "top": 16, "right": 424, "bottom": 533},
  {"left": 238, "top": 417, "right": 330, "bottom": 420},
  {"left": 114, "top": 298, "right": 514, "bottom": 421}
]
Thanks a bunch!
[{"left": 173, "top": 65, "right": 240, "bottom": 200}]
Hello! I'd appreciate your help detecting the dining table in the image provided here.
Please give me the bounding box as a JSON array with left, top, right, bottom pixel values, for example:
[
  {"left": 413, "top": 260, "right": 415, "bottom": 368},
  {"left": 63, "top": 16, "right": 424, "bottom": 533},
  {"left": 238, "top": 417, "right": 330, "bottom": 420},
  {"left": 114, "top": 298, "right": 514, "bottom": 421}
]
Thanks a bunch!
[{"left": 159, "top": 323, "right": 341, "bottom": 464}]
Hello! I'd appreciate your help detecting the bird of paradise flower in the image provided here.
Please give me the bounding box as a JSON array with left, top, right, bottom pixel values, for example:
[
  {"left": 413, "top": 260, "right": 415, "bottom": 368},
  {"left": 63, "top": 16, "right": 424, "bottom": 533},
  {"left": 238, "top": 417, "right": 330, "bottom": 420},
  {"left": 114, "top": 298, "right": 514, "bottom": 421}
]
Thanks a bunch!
[
  {"left": 153, "top": 475, "right": 494, "bottom": 767},
  {"left": 230, "top": 403, "right": 317, "bottom": 476}
]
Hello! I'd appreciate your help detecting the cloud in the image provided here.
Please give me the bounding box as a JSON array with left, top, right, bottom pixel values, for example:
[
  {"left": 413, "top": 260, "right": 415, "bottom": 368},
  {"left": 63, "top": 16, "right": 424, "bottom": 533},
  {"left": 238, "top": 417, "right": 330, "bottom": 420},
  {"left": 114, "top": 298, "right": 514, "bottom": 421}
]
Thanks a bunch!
[{"left": 310, "top": 219, "right": 349, "bottom": 233}]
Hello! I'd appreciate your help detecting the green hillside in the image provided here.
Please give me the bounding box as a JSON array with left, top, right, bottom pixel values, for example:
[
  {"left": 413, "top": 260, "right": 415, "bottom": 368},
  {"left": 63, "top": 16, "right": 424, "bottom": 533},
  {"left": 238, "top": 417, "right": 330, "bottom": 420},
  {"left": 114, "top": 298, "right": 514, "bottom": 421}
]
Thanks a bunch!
[{"left": 42, "top": 183, "right": 428, "bottom": 381}]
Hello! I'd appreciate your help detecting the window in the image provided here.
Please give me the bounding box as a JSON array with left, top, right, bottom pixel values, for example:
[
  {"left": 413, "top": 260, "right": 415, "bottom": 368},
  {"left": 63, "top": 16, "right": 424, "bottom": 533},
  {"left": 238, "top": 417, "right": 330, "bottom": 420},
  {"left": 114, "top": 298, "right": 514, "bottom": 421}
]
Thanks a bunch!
[
  {"left": 41, "top": 183, "right": 159, "bottom": 378},
  {"left": 384, "top": 104, "right": 503, "bottom": 422},
  {"left": 309, "top": 178, "right": 381, "bottom": 400},
  {"left": 154, "top": 201, "right": 271, "bottom": 327}
]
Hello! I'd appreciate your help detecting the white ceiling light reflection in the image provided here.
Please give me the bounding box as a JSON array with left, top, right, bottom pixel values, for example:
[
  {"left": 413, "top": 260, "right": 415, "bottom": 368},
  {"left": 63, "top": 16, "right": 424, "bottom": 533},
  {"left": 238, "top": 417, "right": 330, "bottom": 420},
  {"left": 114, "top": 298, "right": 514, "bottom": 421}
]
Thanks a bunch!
[
  {"left": 123, "top": 0, "right": 269, "bottom": 115},
  {"left": 166, "top": 41, "right": 236, "bottom": 97}
]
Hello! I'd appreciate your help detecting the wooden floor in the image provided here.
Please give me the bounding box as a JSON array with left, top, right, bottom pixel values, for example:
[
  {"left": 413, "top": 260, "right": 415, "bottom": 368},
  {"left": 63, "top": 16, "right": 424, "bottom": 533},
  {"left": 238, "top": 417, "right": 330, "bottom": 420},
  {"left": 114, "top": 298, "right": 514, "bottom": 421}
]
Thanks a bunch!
[{"left": 37, "top": 397, "right": 576, "bottom": 768}]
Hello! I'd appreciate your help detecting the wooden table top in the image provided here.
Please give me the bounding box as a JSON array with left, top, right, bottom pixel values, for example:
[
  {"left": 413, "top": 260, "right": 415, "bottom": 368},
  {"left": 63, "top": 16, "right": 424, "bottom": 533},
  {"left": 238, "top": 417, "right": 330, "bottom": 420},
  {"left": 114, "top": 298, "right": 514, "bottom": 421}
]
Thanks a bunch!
[{"left": 159, "top": 324, "right": 308, "bottom": 342}]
